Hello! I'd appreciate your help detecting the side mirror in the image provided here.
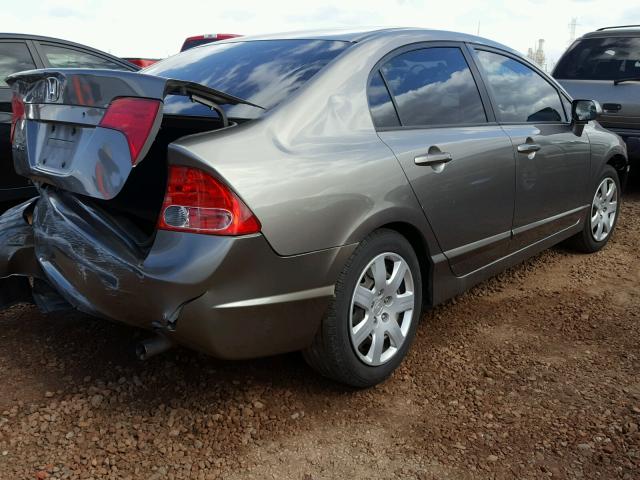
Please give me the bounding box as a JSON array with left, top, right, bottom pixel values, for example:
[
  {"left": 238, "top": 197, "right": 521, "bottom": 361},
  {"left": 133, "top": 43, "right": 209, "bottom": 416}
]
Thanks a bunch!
[{"left": 572, "top": 99, "right": 602, "bottom": 124}]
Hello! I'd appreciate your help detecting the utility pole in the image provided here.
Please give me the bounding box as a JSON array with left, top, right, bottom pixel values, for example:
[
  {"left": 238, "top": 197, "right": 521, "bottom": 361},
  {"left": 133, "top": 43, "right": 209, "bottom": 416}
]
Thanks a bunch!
[{"left": 569, "top": 17, "right": 579, "bottom": 43}]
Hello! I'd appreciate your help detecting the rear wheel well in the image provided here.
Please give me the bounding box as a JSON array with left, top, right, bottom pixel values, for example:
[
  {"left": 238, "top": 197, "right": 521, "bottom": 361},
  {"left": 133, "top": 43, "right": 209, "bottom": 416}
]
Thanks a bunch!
[
  {"left": 607, "top": 154, "right": 628, "bottom": 191},
  {"left": 378, "top": 222, "right": 433, "bottom": 308}
]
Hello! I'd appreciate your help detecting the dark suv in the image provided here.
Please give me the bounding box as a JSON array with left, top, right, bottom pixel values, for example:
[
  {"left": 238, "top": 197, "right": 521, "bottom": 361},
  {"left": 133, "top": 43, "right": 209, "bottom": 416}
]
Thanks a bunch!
[
  {"left": 553, "top": 26, "right": 640, "bottom": 168},
  {"left": 0, "top": 34, "right": 137, "bottom": 208}
]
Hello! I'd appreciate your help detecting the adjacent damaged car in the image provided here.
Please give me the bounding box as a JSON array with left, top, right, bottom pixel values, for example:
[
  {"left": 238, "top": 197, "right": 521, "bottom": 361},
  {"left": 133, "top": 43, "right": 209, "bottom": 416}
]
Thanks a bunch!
[{"left": 0, "top": 29, "right": 628, "bottom": 387}]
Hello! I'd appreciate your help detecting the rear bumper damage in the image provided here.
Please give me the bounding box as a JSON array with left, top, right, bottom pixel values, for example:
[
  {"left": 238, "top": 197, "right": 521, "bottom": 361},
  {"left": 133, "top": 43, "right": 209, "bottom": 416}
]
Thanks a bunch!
[{"left": 0, "top": 190, "right": 354, "bottom": 359}]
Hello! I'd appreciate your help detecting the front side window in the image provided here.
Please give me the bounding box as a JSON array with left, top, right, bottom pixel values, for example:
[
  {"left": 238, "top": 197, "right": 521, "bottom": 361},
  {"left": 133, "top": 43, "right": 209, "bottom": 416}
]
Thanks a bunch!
[
  {"left": 0, "top": 42, "right": 36, "bottom": 87},
  {"left": 378, "top": 47, "right": 487, "bottom": 127},
  {"left": 554, "top": 37, "right": 640, "bottom": 81},
  {"left": 39, "top": 43, "right": 127, "bottom": 70},
  {"left": 367, "top": 71, "right": 400, "bottom": 128},
  {"left": 476, "top": 50, "right": 565, "bottom": 123}
]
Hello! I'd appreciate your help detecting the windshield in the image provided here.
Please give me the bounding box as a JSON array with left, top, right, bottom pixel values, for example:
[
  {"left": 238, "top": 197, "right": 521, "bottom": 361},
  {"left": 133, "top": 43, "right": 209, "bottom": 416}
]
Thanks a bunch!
[
  {"left": 143, "top": 39, "right": 351, "bottom": 119},
  {"left": 554, "top": 37, "right": 640, "bottom": 81}
]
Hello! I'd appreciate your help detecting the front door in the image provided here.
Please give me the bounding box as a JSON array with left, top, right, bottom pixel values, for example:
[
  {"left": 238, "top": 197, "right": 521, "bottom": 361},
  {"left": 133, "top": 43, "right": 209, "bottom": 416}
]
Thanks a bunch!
[{"left": 473, "top": 49, "right": 590, "bottom": 250}]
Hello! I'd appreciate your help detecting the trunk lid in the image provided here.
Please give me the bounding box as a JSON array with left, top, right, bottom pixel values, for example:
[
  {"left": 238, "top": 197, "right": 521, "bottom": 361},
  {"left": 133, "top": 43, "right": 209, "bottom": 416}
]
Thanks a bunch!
[{"left": 7, "top": 68, "right": 260, "bottom": 200}]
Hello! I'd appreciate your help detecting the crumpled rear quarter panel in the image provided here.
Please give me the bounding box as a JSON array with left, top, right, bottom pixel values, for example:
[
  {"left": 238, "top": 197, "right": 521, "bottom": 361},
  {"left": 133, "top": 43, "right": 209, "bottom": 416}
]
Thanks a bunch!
[{"left": 32, "top": 188, "right": 216, "bottom": 325}]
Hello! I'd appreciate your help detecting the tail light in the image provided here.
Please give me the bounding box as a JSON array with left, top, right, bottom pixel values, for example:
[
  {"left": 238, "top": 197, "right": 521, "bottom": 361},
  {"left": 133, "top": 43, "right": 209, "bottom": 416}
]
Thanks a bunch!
[
  {"left": 158, "top": 165, "right": 261, "bottom": 236},
  {"left": 99, "top": 97, "right": 161, "bottom": 165},
  {"left": 10, "top": 93, "right": 25, "bottom": 144}
]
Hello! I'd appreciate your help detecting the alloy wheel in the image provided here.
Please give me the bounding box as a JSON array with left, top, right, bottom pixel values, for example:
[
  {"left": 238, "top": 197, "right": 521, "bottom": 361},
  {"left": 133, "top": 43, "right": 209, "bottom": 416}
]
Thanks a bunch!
[
  {"left": 349, "top": 252, "right": 415, "bottom": 366},
  {"left": 590, "top": 177, "right": 618, "bottom": 242}
]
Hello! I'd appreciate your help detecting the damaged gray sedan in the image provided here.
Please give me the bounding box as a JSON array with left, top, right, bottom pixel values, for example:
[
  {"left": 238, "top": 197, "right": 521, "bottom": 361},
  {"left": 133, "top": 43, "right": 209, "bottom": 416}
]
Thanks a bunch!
[{"left": 0, "top": 29, "right": 628, "bottom": 387}]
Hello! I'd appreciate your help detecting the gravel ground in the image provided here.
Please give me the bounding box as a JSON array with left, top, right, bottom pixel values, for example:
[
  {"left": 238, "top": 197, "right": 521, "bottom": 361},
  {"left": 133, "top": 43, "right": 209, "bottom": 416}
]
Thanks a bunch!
[{"left": 1, "top": 187, "right": 639, "bottom": 480}]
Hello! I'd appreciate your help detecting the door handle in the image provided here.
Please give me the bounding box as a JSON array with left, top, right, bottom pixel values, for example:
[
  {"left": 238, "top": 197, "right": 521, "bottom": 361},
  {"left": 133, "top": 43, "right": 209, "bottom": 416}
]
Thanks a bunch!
[
  {"left": 414, "top": 151, "right": 453, "bottom": 167},
  {"left": 517, "top": 143, "right": 541, "bottom": 154}
]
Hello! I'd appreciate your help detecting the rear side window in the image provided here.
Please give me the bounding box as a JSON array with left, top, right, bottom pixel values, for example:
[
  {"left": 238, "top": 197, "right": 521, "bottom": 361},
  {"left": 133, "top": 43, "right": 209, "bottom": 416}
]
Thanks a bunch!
[
  {"left": 476, "top": 50, "right": 565, "bottom": 123},
  {"left": 0, "top": 42, "right": 36, "bottom": 87},
  {"left": 554, "top": 37, "right": 640, "bottom": 81},
  {"left": 39, "top": 43, "right": 127, "bottom": 70},
  {"left": 367, "top": 71, "right": 400, "bottom": 128},
  {"left": 378, "top": 47, "right": 487, "bottom": 127}
]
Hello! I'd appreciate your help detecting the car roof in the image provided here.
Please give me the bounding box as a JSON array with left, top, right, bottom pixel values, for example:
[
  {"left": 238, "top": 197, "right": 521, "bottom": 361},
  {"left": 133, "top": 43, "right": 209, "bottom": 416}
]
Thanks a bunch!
[
  {"left": 582, "top": 28, "right": 640, "bottom": 39},
  {"left": 215, "top": 27, "right": 521, "bottom": 56},
  {"left": 0, "top": 32, "right": 135, "bottom": 67}
]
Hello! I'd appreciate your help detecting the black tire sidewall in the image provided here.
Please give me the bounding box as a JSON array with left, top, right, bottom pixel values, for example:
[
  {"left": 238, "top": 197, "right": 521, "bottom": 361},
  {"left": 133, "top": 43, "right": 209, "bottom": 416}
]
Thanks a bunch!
[{"left": 331, "top": 230, "right": 423, "bottom": 386}]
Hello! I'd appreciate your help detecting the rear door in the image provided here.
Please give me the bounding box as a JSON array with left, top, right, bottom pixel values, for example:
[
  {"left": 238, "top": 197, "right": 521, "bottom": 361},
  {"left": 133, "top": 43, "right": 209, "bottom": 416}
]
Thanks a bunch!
[
  {"left": 0, "top": 39, "right": 40, "bottom": 197},
  {"left": 472, "top": 47, "right": 590, "bottom": 250},
  {"left": 372, "top": 43, "right": 516, "bottom": 276}
]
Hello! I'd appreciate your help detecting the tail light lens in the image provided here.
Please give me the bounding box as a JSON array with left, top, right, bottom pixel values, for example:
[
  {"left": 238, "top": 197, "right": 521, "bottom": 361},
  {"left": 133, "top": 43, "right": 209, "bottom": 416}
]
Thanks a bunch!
[
  {"left": 158, "top": 165, "right": 261, "bottom": 236},
  {"left": 10, "top": 93, "right": 25, "bottom": 144},
  {"left": 99, "top": 97, "right": 161, "bottom": 165}
]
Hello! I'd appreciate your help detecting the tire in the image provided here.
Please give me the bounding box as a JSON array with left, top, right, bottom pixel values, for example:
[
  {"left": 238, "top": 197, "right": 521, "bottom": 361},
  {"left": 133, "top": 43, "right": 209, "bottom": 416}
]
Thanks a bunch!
[
  {"left": 568, "top": 165, "right": 621, "bottom": 253},
  {"left": 303, "top": 229, "right": 423, "bottom": 388}
]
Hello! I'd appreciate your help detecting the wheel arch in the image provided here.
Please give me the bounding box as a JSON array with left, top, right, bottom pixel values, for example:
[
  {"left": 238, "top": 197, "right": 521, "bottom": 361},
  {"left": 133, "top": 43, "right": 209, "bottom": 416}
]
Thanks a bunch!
[
  {"left": 606, "top": 153, "right": 629, "bottom": 191},
  {"left": 376, "top": 221, "right": 434, "bottom": 308}
]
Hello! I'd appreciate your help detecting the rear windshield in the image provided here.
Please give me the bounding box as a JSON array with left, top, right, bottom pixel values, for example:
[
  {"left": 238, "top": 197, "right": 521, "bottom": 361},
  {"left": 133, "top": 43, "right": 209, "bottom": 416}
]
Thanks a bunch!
[
  {"left": 143, "top": 39, "right": 351, "bottom": 119},
  {"left": 554, "top": 37, "right": 640, "bottom": 81}
]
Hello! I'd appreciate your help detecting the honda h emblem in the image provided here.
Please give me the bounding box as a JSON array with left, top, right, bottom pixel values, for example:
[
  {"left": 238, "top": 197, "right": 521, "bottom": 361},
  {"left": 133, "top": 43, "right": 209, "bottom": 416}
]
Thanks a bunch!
[{"left": 45, "top": 77, "right": 60, "bottom": 102}]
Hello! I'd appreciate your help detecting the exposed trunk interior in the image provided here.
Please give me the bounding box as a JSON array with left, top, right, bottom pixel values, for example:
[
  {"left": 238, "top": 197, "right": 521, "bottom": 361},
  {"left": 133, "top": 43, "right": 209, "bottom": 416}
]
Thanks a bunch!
[
  {"left": 8, "top": 68, "right": 262, "bottom": 256},
  {"left": 78, "top": 115, "right": 232, "bottom": 253}
]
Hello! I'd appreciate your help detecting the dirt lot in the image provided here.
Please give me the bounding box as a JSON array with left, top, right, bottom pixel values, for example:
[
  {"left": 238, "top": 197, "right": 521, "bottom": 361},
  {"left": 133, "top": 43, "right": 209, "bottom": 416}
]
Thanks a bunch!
[{"left": 1, "top": 188, "right": 639, "bottom": 480}]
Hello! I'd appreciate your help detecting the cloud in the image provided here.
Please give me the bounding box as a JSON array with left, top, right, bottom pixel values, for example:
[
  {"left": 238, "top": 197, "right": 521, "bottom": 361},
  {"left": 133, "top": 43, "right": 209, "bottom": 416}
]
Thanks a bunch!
[
  {"left": 286, "top": 6, "right": 385, "bottom": 26},
  {"left": 3, "top": 0, "right": 633, "bottom": 68},
  {"left": 46, "top": 7, "right": 87, "bottom": 18}
]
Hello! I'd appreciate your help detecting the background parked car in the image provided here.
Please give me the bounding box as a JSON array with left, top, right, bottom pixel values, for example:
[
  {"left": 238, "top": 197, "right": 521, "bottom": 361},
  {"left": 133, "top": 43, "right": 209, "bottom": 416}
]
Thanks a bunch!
[
  {"left": 553, "top": 25, "right": 640, "bottom": 172},
  {"left": 180, "top": 33, "right": 242, "bottom": 51},
  {"left": 0, "top": 33, "right": 139, "bottom": 211}
]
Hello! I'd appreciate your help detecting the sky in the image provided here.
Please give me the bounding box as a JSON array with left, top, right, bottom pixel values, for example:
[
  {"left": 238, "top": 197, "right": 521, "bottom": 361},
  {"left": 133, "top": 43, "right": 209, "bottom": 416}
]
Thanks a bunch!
[{"left": 2, "top": 0, "right": 639, "bottom": 69}]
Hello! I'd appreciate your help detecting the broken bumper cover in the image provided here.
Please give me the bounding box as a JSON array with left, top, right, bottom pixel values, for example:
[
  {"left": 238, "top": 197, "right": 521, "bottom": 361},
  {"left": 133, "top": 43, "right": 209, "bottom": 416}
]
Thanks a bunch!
[{"left": 0, "top": 190, "right": 355, "bottom": 359}]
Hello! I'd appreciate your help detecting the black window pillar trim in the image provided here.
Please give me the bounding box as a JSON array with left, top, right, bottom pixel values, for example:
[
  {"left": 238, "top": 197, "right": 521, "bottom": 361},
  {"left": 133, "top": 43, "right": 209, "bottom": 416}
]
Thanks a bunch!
[{"left": 377, "top": 69, "right": 403, "bottom": 127}]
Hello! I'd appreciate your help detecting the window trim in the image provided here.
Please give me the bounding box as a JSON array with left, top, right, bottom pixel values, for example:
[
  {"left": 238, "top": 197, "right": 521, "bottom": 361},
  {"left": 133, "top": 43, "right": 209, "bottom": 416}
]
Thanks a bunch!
[
  {"left": 467, "top": 44, "right": 572, "bottom": 126},
  {"left": 366, "top": 70, "right": 402, "bottom": 129},
  {"left": 366, "top": 41, "right": 496, "bottom": 131}
]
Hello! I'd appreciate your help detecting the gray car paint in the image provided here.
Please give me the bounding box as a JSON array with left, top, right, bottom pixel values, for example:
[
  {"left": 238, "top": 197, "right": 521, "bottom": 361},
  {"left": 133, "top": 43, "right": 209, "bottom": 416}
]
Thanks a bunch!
[
  {"left": 378, "top": 125, "right": 515, "bottom": 277},
  {"left": 0, "top": 28, "right": 628, "bottom": 360},
  {"left": 500, "top": 123, "right": 591, "bottom": 249}
]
